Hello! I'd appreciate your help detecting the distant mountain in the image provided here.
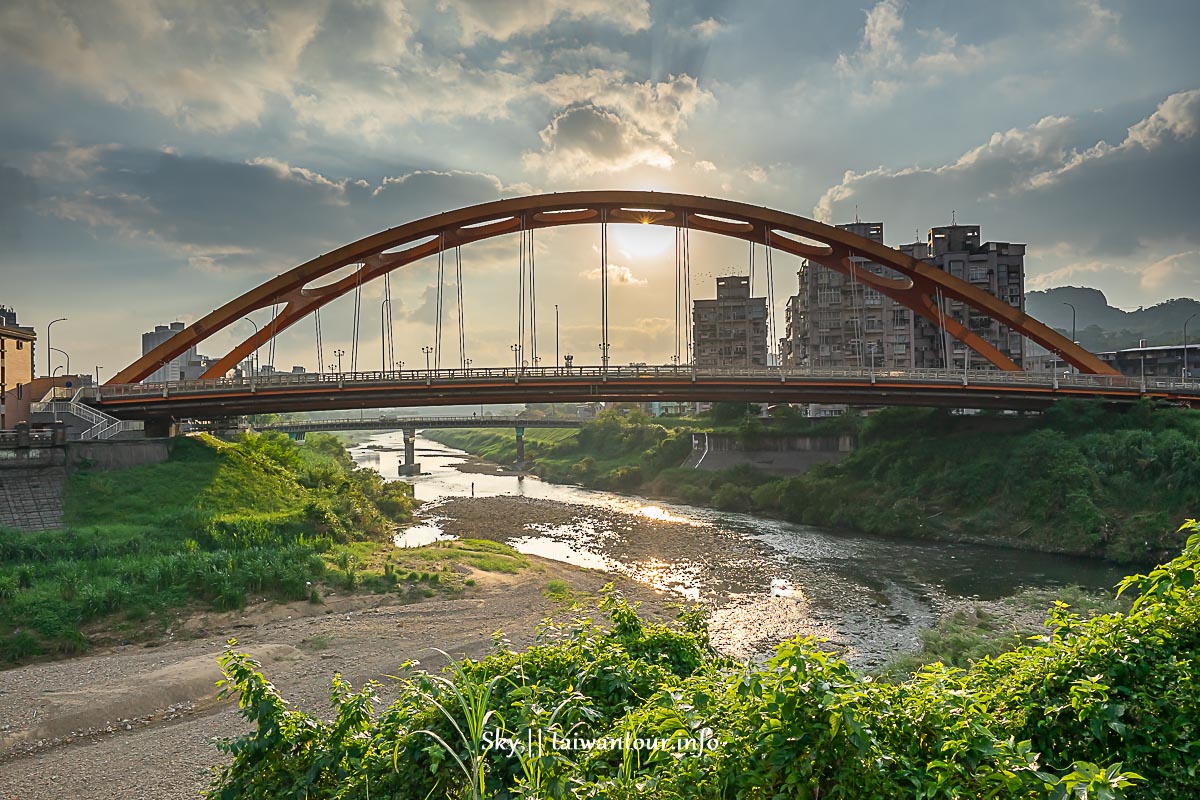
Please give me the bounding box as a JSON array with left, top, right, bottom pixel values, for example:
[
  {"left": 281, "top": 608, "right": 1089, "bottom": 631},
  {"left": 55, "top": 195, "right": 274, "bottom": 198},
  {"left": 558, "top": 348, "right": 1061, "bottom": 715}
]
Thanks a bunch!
[{"left": 1025, "top": 287, "right": 1200, "bottom": 351}]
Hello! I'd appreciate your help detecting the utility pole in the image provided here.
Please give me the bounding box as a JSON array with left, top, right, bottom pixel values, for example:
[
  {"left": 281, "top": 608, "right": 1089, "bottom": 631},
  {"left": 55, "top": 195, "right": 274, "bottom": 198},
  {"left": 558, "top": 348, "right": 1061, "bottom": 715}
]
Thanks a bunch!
[
  {"left": 1184, "top": 314, "right": 1197, "bottom": 381},
  {"left": 1063, "top": 302, "right": 1076, "bottom": 374}
]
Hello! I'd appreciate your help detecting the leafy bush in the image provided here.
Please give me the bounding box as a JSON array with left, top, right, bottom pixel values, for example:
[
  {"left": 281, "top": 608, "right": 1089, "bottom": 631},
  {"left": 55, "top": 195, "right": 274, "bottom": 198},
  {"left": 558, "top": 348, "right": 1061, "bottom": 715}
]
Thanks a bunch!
[{"left": 209, "top": 524, "right": 1200, "bottom": 799}]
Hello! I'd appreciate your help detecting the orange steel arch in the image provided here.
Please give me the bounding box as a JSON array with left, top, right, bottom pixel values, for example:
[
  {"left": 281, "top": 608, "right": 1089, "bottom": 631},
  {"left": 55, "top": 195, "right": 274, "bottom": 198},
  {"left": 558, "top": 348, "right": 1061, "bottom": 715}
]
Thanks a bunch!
[{"left": 109, "top": 191, "right": 1116, "bottom": 384}]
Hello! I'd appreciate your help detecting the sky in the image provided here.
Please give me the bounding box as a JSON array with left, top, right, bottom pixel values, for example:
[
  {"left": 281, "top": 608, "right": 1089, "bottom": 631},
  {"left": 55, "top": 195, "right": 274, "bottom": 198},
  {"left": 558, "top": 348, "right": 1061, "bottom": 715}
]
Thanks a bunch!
[{"left": 1, "top": 0, "right": 1198, "bottom": 379}]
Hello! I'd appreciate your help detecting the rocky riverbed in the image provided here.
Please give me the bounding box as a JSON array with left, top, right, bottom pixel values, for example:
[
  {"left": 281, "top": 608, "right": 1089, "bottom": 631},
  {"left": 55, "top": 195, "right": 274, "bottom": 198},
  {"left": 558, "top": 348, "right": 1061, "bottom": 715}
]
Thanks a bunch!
[{"left": 0, "top": 557, "right": 672, "bottom": 800}]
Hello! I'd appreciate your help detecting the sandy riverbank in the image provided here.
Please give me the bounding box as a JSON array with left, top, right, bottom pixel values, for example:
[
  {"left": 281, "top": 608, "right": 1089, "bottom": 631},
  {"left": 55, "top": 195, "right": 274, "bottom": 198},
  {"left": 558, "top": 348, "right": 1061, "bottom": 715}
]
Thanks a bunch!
[{"left": 0, "top": 557, "right": 673, "bottom": 800}]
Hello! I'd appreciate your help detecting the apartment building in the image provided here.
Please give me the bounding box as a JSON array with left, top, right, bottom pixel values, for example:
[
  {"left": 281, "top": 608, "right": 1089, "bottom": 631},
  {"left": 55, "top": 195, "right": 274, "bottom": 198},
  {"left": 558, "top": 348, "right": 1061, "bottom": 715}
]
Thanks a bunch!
[{"left": 692, "top": 276, "right": 768, "bottom": 367}]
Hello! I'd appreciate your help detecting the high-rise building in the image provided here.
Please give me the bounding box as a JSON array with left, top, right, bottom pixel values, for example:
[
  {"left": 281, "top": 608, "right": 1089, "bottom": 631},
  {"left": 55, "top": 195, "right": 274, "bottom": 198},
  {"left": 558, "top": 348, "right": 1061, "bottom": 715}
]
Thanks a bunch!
[
  {"left": 900, "top": 224, "right": 1026, "bottom": 369},
  {"left": 785, "top": 222, "right": 1025, "bottom": 370},
  {"left": 788, "top": 222, "right": 915, "bottom": 369},
  {"left": 692, "top": 276, "right": 768, "bottom": 367},
  {"left": 141, "top": 322, "right": 197, "bottom": 383}
]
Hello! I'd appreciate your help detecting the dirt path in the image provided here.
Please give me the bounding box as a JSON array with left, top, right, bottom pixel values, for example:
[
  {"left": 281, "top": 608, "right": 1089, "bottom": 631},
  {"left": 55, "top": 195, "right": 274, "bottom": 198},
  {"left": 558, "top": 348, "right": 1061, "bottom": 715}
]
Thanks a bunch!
[{"left": 0, "top": 558, "right": 673, "bottom": 800}]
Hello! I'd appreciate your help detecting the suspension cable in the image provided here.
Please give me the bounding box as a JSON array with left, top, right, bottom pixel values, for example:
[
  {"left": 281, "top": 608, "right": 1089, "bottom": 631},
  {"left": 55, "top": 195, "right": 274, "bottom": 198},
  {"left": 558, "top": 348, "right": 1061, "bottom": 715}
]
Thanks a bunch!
[
  {"left": 848, "top": 249, "right": 865, "bottom": 368},
  {"left": 600, "top": 208, "right": 609, "bottom": 369},
  {"left": 529, "top": 225, "right": 538, "bottom": 365},
  {"left": 384, "top": 270, "right": 395, "bottom": 371},
  {"left": 683, "top": 212, "right": 693, "bottom": 365},
  {"left": 765, "top": 229, "right": 776, "bottom": 366},
  {"left": 314, "top": 306, "right": 324, "bottom": 373},
  {"left": 435, "top": 233, "right": 447, "bottom": 370},
  {"left": 267, "top": 298, "right": 280, "bottom": 369},
  {"left": 746, "top": 241, "right": 755, "bottom": 367},
  {"left": 350, "top": 264, "right": 363, "bottom": 372},
  {"left": 455, "top": 246, "right": 466, "bottom": 369},
  {"left": 517, "top": 215, "right": 526, "bottom": 367},
  {"left": 674, "top": 224, "right": 681, "bottom": 364}
]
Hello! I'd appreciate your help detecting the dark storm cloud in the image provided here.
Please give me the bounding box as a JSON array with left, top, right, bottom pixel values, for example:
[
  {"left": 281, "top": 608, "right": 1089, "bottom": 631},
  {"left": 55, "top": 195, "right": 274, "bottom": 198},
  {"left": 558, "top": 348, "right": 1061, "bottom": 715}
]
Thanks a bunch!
[{"left": 42, "top": 148, "right": 519, "bottom": 271}]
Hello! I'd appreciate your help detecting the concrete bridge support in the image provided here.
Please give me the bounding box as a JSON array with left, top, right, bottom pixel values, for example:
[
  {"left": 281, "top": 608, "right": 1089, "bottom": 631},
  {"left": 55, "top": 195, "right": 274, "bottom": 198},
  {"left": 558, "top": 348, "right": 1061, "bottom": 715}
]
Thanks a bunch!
[
  {"left": 144, "top": 418, "right": 178, "bottom": 438},
  {"left": 399, "top": 427, "right": 420, "bottom": 476},
  {"left": 515, "top": 426, "right": 525, "bottom": 465}
]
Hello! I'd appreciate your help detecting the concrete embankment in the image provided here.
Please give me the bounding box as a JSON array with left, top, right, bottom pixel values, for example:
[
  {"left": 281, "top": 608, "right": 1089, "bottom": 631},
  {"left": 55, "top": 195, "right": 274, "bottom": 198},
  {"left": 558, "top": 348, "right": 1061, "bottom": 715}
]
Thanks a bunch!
[{"left": 685, "top": 432, "right": 856, "bottom": 475}]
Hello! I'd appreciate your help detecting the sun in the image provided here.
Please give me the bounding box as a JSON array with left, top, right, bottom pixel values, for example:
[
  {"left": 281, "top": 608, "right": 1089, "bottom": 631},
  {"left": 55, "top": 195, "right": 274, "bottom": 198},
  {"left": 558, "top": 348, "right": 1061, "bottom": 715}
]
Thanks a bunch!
[{"left": 609, "top": 219, "right": 674, "bottom": 260}]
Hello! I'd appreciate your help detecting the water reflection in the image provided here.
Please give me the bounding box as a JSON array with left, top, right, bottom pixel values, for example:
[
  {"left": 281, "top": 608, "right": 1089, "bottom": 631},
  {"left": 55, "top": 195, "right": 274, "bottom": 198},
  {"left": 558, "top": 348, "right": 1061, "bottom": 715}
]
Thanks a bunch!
[{"left": 352, "top": 432, "right": 1127, "bottom": 667}]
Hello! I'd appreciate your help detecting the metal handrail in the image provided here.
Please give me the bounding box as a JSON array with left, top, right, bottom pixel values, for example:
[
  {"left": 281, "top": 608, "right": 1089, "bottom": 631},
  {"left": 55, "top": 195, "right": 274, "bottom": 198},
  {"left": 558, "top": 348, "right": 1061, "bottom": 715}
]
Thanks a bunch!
[{"left": 84, "top": 365, "right": 1200, "bottom": 400}]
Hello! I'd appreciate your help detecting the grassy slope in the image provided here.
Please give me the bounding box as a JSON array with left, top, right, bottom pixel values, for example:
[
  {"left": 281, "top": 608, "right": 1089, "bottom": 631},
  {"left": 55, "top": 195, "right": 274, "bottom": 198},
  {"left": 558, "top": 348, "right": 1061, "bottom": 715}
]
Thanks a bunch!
[{"left": 0, "top": 433, "right": 527, "bottom": 664}]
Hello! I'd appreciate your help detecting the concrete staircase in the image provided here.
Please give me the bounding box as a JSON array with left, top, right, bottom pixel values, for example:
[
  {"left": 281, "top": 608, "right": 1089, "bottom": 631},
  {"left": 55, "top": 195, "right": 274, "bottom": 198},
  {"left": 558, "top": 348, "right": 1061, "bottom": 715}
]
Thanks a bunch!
[{"left": 30, "top": 389, "right": 144, "bottom": 440}]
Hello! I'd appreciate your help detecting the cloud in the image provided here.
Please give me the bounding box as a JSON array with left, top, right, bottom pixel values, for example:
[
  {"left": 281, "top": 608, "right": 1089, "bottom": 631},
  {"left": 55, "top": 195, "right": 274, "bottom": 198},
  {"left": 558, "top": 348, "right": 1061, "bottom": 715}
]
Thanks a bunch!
[
  {"left": 523, "top": 72, "right": 711, "bottom": 178},
  {"left": 689, "top": 18, "right": 724, "bottom": 39},
  {"left": 36, "top": 146, "right": 522, "bottom": 272},
  {"left": 833, "top": 0, "right": 988, "bottom": 105},
  {"left": 579, "top": 264, "right": 646, "bottom": 285},
  {"left": 813, "top": 88, "right": 1200, "bottom": 302},
  {"left": 440, "top": 0, "right": 651, "bottom": 44},
  {"left": 0, "top": 0, "right": 326, "bottom": 130},
  {"left": 1140, "top": 250, "right": 1200, "bottom": 293}
]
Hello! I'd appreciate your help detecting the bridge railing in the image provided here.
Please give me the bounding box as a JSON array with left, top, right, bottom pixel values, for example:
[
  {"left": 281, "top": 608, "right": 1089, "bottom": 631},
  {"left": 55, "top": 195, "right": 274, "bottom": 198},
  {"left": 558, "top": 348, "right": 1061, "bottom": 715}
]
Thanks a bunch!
[{"left": 84, "top": 365, "right": 1200, "bottom": 400}]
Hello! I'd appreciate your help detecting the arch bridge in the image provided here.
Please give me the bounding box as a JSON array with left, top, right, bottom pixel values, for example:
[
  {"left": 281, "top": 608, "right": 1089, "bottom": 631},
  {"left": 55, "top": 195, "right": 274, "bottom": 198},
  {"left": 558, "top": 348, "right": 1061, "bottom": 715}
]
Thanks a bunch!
[{"left": 91, "top": 191, "right": 1200, "bottom": 427}]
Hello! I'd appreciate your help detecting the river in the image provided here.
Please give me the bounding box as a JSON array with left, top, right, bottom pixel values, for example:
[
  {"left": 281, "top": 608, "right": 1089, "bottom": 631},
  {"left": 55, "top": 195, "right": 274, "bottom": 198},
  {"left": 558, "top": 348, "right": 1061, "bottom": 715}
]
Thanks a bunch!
[{"left": 351, "top": 432, "right": 1126, "bottom": 669}]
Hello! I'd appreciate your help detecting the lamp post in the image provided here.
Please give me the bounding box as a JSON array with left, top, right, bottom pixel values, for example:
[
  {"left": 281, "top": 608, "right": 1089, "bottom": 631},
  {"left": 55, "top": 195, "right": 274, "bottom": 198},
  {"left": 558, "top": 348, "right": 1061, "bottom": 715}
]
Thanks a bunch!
[
  {"left": 1184, "top": 314, "right": 1197, "bottom": 381},
  {"left": 510, "top": 343, "right": 520, "bottom": 371},
  {"left": 45, "top": 317, "right": 67, "bottom": 377},
  {"left": 422, "top": 346, "right": 433, "bottom": 374},
  {"left": 394, "top": 360, "right": 404, "bottom": 371},
  {"left": 334, "top": 348, "right": 345, "bottom": 373},
  {"left": 598, "top": 342, "right": 609, "bottom": 371},
  {"left": 555, "top": 304, "right": 560, "bottom": 369},
  {"left": 50, "top": 347, "right": 70, "bottom": 377},
  {"left": 242, "top": 317, "right": 260, "bottom": 377}
]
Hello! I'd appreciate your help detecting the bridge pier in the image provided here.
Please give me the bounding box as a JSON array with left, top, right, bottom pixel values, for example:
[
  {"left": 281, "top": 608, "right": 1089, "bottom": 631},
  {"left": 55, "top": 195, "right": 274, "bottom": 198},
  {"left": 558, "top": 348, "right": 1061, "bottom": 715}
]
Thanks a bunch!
[
  {"left": 143, "top": 418, "right": 178, "bottom": 438},
  {"left": 398, "top": 427, "right": 420, "bottom": 476},
  {"left": 515, "top": 426, "right": 525, "bottom": 466}
]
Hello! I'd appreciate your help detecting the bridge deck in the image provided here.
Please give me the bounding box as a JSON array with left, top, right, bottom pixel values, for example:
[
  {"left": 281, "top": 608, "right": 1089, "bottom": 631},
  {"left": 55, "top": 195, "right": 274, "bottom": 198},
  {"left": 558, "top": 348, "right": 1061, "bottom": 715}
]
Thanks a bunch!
[{"left": 79, "top": 365, "right": 1200, "bottom": 419}]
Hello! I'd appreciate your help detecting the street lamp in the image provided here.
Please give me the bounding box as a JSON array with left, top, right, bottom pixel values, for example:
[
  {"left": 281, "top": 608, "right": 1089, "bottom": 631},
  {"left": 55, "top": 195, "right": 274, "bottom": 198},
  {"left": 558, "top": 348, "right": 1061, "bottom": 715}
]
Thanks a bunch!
[
  {"left": 241, "top": 317, "right": 261, "bottom": 376},
  {"left": 598, "top": 342, "right": 609, "bottom": 370},
  {"left": 1184, "top": 314, "right": 1197, "bottom": 381},
  {"left": 334, "top": 348, "right": 345, "bottom": 373},
  {"left": 422, "top": 345, "right": 434, "bottom": 373},
  {"left": 394, "top": 360, "right": 404, "bottom": 371},
  {"left": 510, "top": 343, "right": 520, "bottom": 371},
  {"left": 45, "top": 317, "right": 67, "bottom": 377},
  {"left": 50, "top": 346, "right": 70, "bottom": 377}
]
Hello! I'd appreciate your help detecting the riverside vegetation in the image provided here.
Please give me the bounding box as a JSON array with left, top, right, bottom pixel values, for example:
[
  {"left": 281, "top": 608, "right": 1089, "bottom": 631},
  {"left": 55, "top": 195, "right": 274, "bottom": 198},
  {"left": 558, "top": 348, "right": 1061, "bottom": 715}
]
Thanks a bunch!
[
  {"left": 0, "top": 432, "right": 524, "bottom": 664},
  {"left": 208, "top": 520, "right": 1200, "bottom": 799},
  {"left": 426, "top": 400, "right": 1200, "bottom": 563}
]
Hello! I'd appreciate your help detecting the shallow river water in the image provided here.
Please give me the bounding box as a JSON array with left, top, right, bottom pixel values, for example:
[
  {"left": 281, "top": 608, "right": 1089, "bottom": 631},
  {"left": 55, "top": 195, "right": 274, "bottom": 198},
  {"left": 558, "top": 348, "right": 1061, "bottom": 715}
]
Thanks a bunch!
[{"left": 352, "top": 432, "right": 1126, "bottom": 668}]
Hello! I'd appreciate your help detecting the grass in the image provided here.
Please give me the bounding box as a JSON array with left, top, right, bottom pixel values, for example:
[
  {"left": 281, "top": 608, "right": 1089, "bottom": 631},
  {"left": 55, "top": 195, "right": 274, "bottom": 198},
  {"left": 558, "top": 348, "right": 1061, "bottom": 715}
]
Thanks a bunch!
[
  {"left": 0, "top": 432, "right": 418, "bottom": 665},
  {"left": 542, "top": 578, "right": 577, "bottom": 605},
  {"left": 880, "top": 585, "right": 1129, "bottom": 679}
]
